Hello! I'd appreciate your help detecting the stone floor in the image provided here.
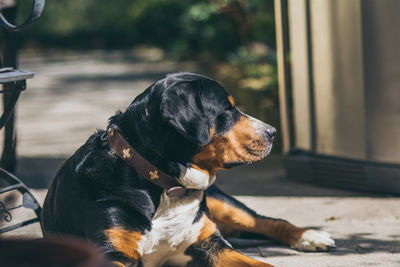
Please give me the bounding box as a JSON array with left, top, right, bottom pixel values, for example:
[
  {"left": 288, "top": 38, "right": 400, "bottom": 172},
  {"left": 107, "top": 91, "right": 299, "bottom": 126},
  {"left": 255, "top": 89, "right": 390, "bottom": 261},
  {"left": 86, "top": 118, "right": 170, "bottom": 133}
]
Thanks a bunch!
[
  {"left": 3, "top": 188, "right": 400, "bottom": 267},
  {"left": 0, "top": 50, "right": 399, "bottom": 266}
]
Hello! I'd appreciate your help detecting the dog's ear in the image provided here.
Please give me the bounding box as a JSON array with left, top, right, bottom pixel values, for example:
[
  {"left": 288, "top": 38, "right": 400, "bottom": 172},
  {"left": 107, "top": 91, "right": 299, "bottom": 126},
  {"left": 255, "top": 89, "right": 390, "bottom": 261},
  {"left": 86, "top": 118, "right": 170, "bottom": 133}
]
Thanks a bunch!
[{"left": 160, "top": 81, "right": 210, "bottom": 145}]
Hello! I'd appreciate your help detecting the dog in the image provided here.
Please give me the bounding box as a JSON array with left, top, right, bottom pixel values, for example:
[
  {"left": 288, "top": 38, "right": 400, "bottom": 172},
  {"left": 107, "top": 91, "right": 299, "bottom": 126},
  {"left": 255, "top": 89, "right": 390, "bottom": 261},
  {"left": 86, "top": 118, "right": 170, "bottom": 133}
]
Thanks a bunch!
[{"left": 41, "top": 73, "right": 335, "bottom": 267}]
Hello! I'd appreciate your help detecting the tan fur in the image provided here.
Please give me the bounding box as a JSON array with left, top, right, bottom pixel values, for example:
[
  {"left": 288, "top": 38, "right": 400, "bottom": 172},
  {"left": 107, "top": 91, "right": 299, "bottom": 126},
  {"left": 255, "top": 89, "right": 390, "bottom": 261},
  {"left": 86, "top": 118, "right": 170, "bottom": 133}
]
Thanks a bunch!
[
  {"left": 207, "top": 197, "right": 258, "bottom": 231},
  {"left": 105, "top": 227, "right": 142, "bottom": 261},
  {"left": 207, "top": 197, "right": 306, "bottom": 246},
  {"left": 228, "top": 96, "right": 235, "bottom": 107},
  {"left": 192, "top": 116, "right": 267, "bottom": 175},
  {"left": 253, "top": 217, "right": 306, "bottom": 247},
  {"left": 216, "top": 249, "right": 274, "bottom": 267},
  {"left": 197, "top": 215, "right": 218, "bottom": 242}
]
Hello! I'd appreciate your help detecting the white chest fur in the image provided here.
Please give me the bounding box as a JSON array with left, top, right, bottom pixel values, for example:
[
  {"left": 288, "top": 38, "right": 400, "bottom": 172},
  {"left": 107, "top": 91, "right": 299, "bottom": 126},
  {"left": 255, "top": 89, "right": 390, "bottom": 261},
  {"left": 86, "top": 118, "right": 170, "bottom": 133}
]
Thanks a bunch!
[{"left": 137, "top": 190, "right": 204, "bottom": 267}]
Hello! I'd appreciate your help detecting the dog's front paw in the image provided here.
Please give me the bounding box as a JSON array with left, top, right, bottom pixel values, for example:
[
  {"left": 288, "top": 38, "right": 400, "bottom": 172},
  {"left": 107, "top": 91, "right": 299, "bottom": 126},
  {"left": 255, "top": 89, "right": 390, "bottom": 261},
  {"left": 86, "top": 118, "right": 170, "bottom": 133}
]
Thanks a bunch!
[{"left": 292, "top": 229, "right": 335, "bottom": 252}]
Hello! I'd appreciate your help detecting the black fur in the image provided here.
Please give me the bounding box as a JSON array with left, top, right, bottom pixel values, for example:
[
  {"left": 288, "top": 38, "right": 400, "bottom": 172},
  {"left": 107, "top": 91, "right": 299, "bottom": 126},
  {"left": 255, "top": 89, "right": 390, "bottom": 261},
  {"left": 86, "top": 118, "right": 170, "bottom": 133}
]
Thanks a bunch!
[{"left": 185, "top": 232, "right": 233, "bottom": 267}]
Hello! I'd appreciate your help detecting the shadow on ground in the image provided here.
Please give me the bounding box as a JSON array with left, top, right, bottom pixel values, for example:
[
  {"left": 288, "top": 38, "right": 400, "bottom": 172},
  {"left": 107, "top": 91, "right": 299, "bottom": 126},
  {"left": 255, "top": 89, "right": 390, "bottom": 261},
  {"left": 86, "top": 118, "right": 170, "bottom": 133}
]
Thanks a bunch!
[{"left": 238, "top": 233, "right": 400, "bottom": 258}]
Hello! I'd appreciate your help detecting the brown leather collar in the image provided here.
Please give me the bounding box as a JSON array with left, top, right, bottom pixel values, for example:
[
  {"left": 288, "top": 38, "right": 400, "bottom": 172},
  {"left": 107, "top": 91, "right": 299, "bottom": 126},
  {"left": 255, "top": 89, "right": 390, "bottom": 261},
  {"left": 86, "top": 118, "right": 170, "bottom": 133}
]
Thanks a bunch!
[{"left": 107, "top": 126, "right": 189, "bottom": 197}]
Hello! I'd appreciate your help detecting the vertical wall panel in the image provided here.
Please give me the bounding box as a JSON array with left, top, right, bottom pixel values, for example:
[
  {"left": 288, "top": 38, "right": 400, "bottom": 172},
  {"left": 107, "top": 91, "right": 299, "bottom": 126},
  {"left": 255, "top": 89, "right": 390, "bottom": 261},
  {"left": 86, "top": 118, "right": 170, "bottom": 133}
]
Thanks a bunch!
[
  {"left": 362, "top": 0, "right": 400, "bottom": 163},
  {"left": 288, "top": 0, "right": 312, "bottom": 150},
  {"left": 286, "top": 0, "right": 399, "bottom": 164},
  {"left": 310, "top": 0, "right": 367, "bottom": 159}
]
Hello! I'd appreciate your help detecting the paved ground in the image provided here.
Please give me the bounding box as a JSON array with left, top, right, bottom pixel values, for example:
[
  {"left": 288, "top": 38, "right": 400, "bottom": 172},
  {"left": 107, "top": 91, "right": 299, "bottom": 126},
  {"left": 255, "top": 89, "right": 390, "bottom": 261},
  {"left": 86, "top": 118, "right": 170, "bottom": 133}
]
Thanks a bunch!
[
  {"left": 3, "top": 189, "right": 400, "bottom": 267},
  {"left": 1, "top": 50, "right": 399, "bottom": 266}
]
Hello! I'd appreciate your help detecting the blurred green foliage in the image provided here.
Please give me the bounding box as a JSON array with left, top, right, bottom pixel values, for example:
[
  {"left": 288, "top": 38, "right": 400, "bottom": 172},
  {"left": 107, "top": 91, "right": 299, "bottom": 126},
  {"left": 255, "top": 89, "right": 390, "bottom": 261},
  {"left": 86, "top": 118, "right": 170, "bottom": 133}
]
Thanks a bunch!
[
  {"left": 228, "top": 46, "right": 277, "bottom": 91},
  {"left": 18, "top": 0, "right": 275, "bottom": 60}
]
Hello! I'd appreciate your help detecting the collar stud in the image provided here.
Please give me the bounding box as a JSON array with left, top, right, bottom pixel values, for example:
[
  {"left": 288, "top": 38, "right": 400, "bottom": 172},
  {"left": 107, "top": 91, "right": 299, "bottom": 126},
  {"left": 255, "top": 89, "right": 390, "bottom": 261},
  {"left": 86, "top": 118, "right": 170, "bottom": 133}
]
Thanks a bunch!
[
  {"left": 149, "top": 170, "right": 159, "bottom": 180},
  {"left": 122, "top": 148, "right": 131, "bottom": 159}
]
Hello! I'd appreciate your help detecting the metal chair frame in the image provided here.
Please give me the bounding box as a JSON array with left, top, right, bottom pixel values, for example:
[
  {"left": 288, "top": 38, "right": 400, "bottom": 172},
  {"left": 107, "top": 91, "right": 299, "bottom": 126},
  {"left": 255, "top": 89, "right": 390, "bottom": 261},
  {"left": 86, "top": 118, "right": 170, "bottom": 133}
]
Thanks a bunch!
[{"left": 0, "top": 0, "right": 45, "bottom": 234}]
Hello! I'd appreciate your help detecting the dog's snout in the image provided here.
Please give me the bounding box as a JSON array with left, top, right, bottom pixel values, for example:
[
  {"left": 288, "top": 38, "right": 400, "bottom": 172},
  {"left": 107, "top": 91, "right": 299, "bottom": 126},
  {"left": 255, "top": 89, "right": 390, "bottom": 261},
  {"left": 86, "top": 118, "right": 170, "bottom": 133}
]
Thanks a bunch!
[{"left": 266, "top": 126, "right": 276, "bottom": 140}]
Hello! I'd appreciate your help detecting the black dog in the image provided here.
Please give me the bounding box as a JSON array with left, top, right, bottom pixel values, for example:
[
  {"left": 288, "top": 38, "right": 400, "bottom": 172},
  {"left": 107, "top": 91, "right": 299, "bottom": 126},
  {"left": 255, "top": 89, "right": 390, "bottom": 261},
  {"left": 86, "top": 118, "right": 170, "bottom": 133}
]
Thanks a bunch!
[{"left": 42, "top": 73, "right": 334, "bottom": 267}]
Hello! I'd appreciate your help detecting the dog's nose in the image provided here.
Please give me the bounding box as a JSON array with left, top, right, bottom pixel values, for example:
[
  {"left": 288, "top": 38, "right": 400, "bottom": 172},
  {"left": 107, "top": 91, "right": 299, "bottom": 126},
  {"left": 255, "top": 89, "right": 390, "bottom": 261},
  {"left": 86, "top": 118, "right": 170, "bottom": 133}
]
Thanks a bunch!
[{"left": 266, "top": 126, "right": 276, "bottom": 140}]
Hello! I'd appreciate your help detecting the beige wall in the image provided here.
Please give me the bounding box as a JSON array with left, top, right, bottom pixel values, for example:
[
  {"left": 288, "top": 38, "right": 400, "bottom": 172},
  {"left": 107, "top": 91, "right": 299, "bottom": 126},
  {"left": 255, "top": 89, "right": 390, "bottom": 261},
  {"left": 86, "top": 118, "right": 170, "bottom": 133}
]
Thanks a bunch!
[
  {"left": 362, "top": 0, "right": 400, "bottom": 163},
  {"left": 311, "top": 0, "right": 366, "bottom": 159},
  {"left": 288, "top": 0, "right": 312, "bottom": 151},
  {"left": 288, "top": 0, "right": 400, "bottom": 163}
]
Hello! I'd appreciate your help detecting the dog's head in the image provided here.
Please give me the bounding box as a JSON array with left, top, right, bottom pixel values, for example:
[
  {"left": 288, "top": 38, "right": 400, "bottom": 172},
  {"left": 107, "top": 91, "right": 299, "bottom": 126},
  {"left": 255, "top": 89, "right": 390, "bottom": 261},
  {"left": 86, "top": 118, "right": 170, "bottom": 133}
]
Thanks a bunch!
[{"left": 114, "top": 73, "right": 275, "bottom": 186}]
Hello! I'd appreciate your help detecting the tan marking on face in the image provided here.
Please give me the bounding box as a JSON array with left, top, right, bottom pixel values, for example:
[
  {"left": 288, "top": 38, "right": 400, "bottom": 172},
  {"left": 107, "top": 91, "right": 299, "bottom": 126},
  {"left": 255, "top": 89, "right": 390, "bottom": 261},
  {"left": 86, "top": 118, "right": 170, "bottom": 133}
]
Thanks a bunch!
[
  {"left": 197, "top": 214, "right": 217, "bottom": 242},
  {"left": 192, "top": 116, "right": 268, "bottom": 175},
  {"left": 105, "top": 227, "right": 141, "bottom": 260},
  {"left": 216, "top": 249, "right": 274, "bottom": 267},
  {"left": 227, "top": 96, "right": 235, "bottom": 107},
  {"left": 207, "top": 196, "right": 306, "bottom": 246}
]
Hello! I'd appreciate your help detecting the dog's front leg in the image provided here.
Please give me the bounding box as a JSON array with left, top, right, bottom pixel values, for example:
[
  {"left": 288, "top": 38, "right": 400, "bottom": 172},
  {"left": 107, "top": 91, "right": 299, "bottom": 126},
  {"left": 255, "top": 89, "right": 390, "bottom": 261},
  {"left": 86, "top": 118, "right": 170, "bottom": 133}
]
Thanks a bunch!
[
  {"left": 103, "top": 227, "right": 143, "bottom": 267},
  {"left": 206, "top": 184, "right": 335, "bottom": 252},
  {"left": 185, "top": 214, "right": 274, "bottom": 267}
]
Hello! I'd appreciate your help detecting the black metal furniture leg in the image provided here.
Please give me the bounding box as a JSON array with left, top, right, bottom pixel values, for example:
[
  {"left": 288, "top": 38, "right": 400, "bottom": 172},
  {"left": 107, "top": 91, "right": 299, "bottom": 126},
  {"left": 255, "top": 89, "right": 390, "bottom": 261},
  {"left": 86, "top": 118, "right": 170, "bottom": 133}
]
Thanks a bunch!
[
  {"left": 0, "top": 168, "right": 41, "bottom": 234},
  {"left": 0, "top": 2, "right": 18, "bottom": 173},
  {"left": 0, "top": 0, "right": 46, "bottom": 235}
]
